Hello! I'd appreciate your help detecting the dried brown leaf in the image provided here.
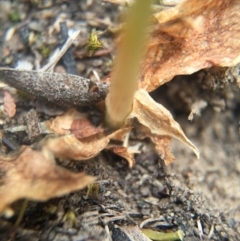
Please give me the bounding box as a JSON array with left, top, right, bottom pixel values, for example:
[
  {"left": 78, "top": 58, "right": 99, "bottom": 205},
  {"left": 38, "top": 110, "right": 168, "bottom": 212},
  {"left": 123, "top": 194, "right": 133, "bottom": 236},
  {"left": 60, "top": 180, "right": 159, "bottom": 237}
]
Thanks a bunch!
[
  {"left": 108, "top": 125, "right": 133, "bottom": 141},
  {"left": 130, "top": 89, "right": 199, "bottom": 158},
  {"left": 70, "top": 119, "right": 103, "bottom": 139},
  {"left": 48, "top": 109, "right": 104, "bottom": 139},
  {"left": 43, "top": 116, "right": 133, "bottom": 163},
  {"left": 3, "top": 90, "right": 16, "bottom": 118},
  {"left": 44, "top": 134, "right": 109, "bottom": 160},
  {"left": 48, "top": 109, "right": 86, "bottom": 135},
  {"left": 150, "top": 135, "right": 175, "bottom": 165},
  {"left": 140, "top": 0, "right": 240, "bottom": 91},
  {"left": 0, "top": 146, "right": 94, "bottom": 213},
  {"left": 106, "top": 146, "right": 135, "bottom": 168}
]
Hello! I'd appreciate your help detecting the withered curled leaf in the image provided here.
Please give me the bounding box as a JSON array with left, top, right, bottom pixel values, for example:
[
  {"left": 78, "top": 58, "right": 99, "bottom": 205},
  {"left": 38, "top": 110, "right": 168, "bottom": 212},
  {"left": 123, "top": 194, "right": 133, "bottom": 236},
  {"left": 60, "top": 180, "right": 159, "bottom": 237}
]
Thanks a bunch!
[
  {"left": 45, "top": 110, "right": 133, "bottom": 164},
  {"left": 150, "top": 135, "right": 175, "bottom": 165},
  {"left": 106, "top": 146, "right": 135, "bottom": 168},
  {"left": 130, "top": 89, "right": 199, "bottom": 159},
  {"left": 140, "top": 0, "right": 240, "bottom": 91},
  {"left": 70, "top": 119, "right": 104, "bottom": 139},
  {"left": 0, "top": 146, "right": 94, "bottom": 213},
  {"left": 43, "top": 134, "right": 109, "bottom": 160},
  {"left": 48, "top": 109, "right": 86, "bottom": 135}
]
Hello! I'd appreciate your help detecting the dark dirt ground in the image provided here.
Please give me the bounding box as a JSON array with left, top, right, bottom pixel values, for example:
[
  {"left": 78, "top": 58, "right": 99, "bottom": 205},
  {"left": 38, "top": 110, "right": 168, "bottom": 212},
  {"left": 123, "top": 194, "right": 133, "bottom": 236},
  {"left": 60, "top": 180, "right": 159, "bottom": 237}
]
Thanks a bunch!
[{"left": 0, "top": 1, "right": 240, "bottom": 241}]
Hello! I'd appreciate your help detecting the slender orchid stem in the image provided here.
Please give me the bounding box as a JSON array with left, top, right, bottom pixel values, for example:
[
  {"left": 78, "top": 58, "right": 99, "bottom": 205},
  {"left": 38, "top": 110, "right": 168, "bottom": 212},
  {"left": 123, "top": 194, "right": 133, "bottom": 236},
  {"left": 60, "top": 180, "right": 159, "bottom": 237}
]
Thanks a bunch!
[{"left": 105, "top": 0, "right": 153, "bottom": 128}]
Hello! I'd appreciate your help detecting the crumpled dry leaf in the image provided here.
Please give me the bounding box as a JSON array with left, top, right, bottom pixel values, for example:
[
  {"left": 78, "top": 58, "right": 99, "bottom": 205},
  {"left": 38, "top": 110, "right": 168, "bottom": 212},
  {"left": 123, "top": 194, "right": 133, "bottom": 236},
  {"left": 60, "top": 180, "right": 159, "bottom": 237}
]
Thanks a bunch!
[
  {"left": 47, "top": 132, "right": 137, "bottom": 167},
  {"left": 44, "top": 134, "right": 110, "bottom": 160},
  {"left": 108, "top": 125, "right": 133, "bottom": 141},
  {"left": 71, "top": 119, "right": 103, "bottom": 139},
  {"left": 140, "top": 0, "right": 240, "bottom": 91},
  {"left": 42, "top": 108, "right": 134, "bottom": 165},
  {"left": 3, "top": 90, "right": 16, "bottom": 118},
  {"left": 106, "top": 146, "right": 135, "bottom": 168},
  {"left": 0, "top": 146, "right": 95, "bottom": 213},
  {"left": 130, "top": 89, "right": 199, "bottom": 161},
  {"left": 48, "top": 109, "right": 86, "bottom": 135},
  {"left": 106, "top": 126, "right": 136, "bottom": 167},
  {"left": 48, "top": 109, "right": 104, "bottom": 139},
  {"left": 150, "top": 135, "right": 175, "bottom": 165}
]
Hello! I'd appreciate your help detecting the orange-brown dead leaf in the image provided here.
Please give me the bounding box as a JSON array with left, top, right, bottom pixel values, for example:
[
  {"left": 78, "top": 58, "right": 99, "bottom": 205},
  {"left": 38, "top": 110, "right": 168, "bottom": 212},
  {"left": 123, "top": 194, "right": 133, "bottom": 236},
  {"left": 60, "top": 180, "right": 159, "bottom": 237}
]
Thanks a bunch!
[
  {"left": 106, "top": 146, "right": 135, "bottom": 168},
  {"left": 3, "top": 90, "right": 16, "bottom": 118},
  {"left": 44, "top": 110, "right": 133, "bottom": 163},
  {"left": 108, "top": 125, "right": 133, "bottom": 142},
  {"left": 140, "top": 0, "right": 240, "bottom": 91},
  {"left": 43, "top": 134, "right": 109, "bottom": 160},
  {"left": 130, "top": 89, "right": 199, "bottom": 159},
  {"left": 0, "top": 146, "right": 94, "bottom": 214},
  {"left": 48, "top": 109, "right": 86, "bottom": 135},
  {"left": 48, "top": 109, "right": 103, "bottom": 139},
  {"left": 70, "top": 119, "right": 103, "bottom": 139},
  {"left": 150, "top": 135, "right": 175, "bottom": 165}
]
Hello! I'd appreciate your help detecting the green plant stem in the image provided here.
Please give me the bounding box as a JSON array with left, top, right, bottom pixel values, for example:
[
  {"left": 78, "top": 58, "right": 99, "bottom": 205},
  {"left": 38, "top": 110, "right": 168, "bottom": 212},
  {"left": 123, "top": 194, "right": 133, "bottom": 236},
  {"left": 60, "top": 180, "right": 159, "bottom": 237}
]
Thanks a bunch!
[{"left": 105, "top": 0, "right": 153, "bottom": 129}]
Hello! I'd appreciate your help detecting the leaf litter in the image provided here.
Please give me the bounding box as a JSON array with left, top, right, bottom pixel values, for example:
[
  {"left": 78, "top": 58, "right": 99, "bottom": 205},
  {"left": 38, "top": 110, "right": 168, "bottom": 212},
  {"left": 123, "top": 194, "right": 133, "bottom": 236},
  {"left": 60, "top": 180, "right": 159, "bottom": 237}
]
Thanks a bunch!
[
  {"left": 0, "top": 90, "right": 198, "bottom": 212},
  {"left": 0, "top": 1, "right": 239, "bottom": 238},
  {"left": 0, "top": 146, "right": 95, "bottom": 214}
]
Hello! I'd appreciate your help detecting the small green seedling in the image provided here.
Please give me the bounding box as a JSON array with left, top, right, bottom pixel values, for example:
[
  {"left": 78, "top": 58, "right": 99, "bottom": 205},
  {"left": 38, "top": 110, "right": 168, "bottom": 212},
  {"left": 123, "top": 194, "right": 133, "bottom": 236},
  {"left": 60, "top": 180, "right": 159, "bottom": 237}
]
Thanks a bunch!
[
  {"left": 85, "top": 182, "right": 100, "bottom": 199},
  {"left": 41, "top": 45, "right": 51, "bottom": 58},
  {"left": 86, "top": 30, "right": 104, "bottom": 56},
  {"left": 62, "top": 210, "right": 78, "bottom": 228},
  {"left": 9, "top": 12, "right": 21, "bottom": 22}
]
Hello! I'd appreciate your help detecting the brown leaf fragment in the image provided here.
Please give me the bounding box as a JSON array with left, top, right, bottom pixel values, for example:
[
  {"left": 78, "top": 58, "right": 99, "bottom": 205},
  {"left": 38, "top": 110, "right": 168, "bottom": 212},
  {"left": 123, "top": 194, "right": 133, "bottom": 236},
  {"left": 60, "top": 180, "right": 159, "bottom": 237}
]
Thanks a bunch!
[
  {"left": 106, "top": 146, "right": 135, "bottom": 168},
  {"left": 150, "top": 135, "right": 175, "bottom": 165},
  {"left": 70, "top": 119, "right": 103, "bottom": 139},
  {"left": 108, "top": 125, "right": 133, "bottom": 142},
  {"left": 44, "top": 134, "right": 109, "bottom": 160},
  {"left": 0, "top": 146, "right": 94, "bottom": 214},
  {"left": 3, "top": 90, "right": 16, "bottom": 118},
  {"left": 43, "top": 119, "right": 132, "bottom": 163},
  {"left": 131, "top": 89, "right": 199, "bottom": 158},
  {"left": 140, "top": 0, "right": 240, "bottom": 91},
  {"left": 47, "top": 109, "right": 104, "bottom": 139},
  {"left": 48, "top": 109, "right": 87, "bottom": 135}
]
